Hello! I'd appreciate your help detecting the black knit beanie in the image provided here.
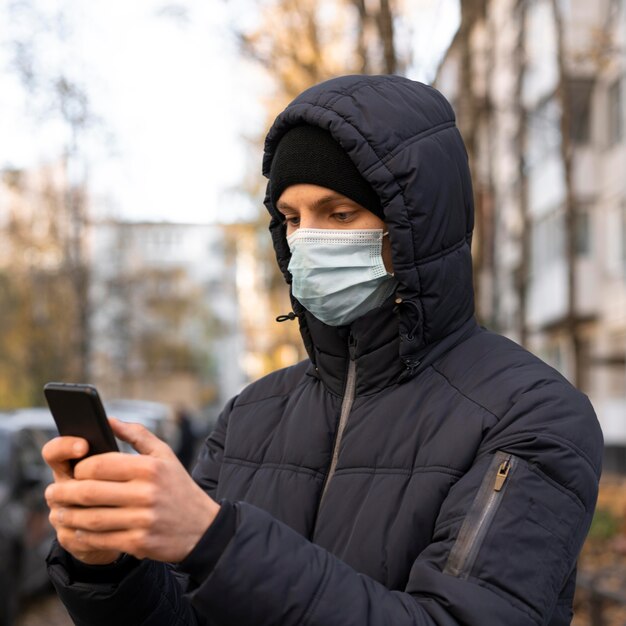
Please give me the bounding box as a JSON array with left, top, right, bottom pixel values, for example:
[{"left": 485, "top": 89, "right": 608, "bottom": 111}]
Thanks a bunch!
[{"left": 269, "top": 125, "right": 384, "bottom": 220}]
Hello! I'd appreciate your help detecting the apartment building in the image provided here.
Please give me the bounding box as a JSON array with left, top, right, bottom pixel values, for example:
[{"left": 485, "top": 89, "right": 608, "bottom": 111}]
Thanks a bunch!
[
  {"left": 436, "top": 0, "right": 626, "bottom": 469},
  {"left": 89, "top": 220, "right": 245, "bottom": 410}
]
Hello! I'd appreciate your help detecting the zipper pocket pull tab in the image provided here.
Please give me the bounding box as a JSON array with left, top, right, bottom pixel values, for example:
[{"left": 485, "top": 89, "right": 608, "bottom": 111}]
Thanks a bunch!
[{"left": 494, "top": 459, "right": 511, "bottom": 492}]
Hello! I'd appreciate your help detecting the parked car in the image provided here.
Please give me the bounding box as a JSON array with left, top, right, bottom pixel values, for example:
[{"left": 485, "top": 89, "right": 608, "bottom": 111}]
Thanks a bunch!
[
  {"left": 0, "top": 399, "right": 177, "bottom": 625},
  {"left": 0, "top": 409, "right": 57, "bottom": 626},
  {"left": 104, "top": 399, "right": 177, "bottom": 452}
]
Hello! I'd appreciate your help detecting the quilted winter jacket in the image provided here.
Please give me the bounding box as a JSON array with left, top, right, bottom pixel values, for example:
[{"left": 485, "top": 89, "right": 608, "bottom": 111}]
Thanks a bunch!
[{"left": 47, "top": 75, "right": 603, "bottom": 626}]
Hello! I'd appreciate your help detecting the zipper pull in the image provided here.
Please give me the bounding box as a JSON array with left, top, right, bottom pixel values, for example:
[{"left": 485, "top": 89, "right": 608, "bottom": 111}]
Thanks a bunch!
[{"left": 494, "top": 458, "right": 511, "bottom": 492}]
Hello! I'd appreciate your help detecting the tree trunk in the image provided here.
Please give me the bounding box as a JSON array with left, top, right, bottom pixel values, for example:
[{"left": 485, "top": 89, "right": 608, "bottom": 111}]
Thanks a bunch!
[
  {"left": 456, "top": 0, "right": 482, "bottom": 319},
  {"left": 550, "top": 0, "right": 581, "bottom": 387},
  {"left": 515, "top": 0, "right": 529, "bottom": 347},
  {"left": 377, "top": 0, "right": 396, "bottom": 74},
  {"left": 64, "top": 134, "right": 91, "bottom": 382},
  {"left": 350, "top": 0, "right": 370, "bottom": 73}
]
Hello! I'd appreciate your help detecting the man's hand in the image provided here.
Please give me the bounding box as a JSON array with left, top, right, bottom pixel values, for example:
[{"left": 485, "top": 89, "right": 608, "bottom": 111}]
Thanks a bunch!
[{"left": 43, "top": 418, "right": 220, "bottom": 564}]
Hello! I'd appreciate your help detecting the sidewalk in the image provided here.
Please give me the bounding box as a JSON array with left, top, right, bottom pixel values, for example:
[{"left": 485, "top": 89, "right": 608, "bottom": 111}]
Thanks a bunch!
[{"left": 16, "top": 592, "right": 72, "bottom": 626}]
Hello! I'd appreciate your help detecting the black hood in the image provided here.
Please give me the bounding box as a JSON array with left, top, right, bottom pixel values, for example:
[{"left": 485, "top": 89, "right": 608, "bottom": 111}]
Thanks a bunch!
[{"left": 263, "top": 74, "right": 475, "bottom": 373}]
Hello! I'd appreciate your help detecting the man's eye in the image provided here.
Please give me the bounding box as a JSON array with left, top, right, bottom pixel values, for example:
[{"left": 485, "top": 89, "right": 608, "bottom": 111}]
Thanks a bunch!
[
  {"left": 283, "top": 216, "right": 300, "bottom": 226},
  {"left": 333, "top": 212, "right": 352, "bottom": 222}
]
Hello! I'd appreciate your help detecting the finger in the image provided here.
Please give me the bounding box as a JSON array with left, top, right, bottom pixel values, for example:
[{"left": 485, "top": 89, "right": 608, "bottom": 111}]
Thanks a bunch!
[
  {"left": 52, "top": 506, "right": 155, "bottom": 533},
  {"left": 46, "top": 478, "right": 158, "bottom": 508},
  {"left": 42, "top": 437, "right": 89, "bottom": 480},
  {"left": 55, "top": 527, "right": 122, "bottom": 564},
  {"left": 73, "top": 451, "right": 159, "bottom": 482},
  {"left": 109, "top": 418, "right": 173, "bottom": 459},
  {"left": 72, "top": 527, "right": 153, "bottom": 560}
]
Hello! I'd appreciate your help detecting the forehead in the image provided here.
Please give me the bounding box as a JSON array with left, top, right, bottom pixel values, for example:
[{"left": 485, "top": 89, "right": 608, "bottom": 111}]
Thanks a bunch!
[{"left": 277, "top": 184, "right": 356, "bottom": 211}]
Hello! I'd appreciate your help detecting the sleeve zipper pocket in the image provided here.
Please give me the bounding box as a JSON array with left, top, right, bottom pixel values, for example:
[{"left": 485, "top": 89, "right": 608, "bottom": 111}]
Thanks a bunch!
[{"left": 444, "top": 451, "right": 518, "bottom": 579}]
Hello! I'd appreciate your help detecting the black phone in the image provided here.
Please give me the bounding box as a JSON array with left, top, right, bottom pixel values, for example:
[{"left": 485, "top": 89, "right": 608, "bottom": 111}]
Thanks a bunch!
[{"left": 44, "top": 382, "right": 119, "bottom": 461}]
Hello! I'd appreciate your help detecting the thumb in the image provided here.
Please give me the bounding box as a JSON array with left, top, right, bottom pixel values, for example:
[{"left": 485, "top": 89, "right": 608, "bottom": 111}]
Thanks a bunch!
[{"left": 109, "top": 417, "right": 173, "bottom": 459}]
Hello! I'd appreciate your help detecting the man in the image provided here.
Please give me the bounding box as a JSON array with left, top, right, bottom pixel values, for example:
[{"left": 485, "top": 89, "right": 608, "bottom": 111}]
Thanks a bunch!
[
  {"left": 174, "top": 407, "right": 197, "bottom": 471},
  {"left": 43, "top": 74, "right": 602, "bottom": 625}
]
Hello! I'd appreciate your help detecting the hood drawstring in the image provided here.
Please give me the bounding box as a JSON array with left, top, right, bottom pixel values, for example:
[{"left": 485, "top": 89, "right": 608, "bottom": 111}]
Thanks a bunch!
[
  {"left": 394, "top": 298, "right": 423, "bottom": 342},
  {"left": 394, "top": 296, "right": 422, "bottom": 376},
  {"left": 276, "top": 311, "right": 297, "bottom": 323}
]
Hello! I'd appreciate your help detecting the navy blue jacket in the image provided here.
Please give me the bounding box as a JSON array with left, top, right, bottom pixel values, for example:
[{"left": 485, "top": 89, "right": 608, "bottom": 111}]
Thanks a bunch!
[{"left": 47, "top": 75, "right": 603, "bottom": 626}]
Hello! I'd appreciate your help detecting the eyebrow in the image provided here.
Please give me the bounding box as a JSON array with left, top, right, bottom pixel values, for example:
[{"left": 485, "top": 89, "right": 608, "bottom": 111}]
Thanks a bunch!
[{"left": 276, "top": 192, "right": 351, "bottom": 213}]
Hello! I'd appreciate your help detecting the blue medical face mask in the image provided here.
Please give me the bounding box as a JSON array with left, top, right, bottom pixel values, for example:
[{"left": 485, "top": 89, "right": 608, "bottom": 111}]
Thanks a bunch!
[{"left": 286, "top": 228, "right": 396, "bottom": 327}]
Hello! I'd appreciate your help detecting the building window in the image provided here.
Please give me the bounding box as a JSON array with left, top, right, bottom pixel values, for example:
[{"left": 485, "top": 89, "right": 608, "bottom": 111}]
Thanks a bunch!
[
  {"left": 575, "top": 207, "right": 591, "bottom": 256},
  {"left": 532, "top": 207, "right": 591, "bottom": 273},
  {"left": 606, "top": 332, "right": 626, "bottom": 397},
  {"left": 527, "top": 98, "right": 561, "bottom": 168},
  {"left": 622, "top": 203, "right": 626, "bottom": 278},
  {"left": 566, "top": 78, "right": 594, "bottom": 145},
  {"left": 608, "top": 78, "right": 623, "bottom": 147},
  {"left": 531, "top": 208, "right": 565, "bottom": 274}
]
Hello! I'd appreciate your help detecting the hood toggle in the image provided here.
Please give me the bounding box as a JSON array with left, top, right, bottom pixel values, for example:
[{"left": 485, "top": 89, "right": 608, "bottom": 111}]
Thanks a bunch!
[{"left": 276, "top": 311, "right": 298, "bottom": 323}]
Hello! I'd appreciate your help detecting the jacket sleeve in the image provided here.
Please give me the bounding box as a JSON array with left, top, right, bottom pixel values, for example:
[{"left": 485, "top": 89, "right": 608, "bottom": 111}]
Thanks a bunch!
[
  {"left": 47, "top": 548, "right": 200, "bottom": 626},
  {"left": 46, "top": 395, "right": 237, "bottom": 626},
  {"left": 172, "top": 383, "right": 602, "bottom": 626}
]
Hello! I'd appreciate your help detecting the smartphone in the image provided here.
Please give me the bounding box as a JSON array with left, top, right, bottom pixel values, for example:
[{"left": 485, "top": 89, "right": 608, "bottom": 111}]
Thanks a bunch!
[{"left": 44, "top": 382, "right": 119, "bottom": 462}]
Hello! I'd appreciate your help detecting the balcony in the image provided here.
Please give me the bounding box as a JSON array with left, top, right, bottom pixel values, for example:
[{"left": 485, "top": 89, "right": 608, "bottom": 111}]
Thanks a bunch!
[{"left": 527, "top": 256, "right": 599, "bottom": 329}]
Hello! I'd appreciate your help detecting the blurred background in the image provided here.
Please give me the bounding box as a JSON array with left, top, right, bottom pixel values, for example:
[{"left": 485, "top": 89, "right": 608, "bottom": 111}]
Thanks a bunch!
[{"left": 0, "top": 0, "right": 624, "bottom": 624}]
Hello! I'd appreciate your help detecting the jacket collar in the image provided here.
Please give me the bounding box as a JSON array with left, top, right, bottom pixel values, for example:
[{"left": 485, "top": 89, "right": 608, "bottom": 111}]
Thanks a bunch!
[
  {"left": 303, "top": 296, "right": 405, "bottom": 396},
  {"left": 303, "top": 296, "right": 480, "bottom": 397}
]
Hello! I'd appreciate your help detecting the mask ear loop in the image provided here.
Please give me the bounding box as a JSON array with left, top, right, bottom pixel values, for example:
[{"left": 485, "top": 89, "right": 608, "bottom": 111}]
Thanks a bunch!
[{"left": 381, "top": 231, "right": 394, "bottom": 276}]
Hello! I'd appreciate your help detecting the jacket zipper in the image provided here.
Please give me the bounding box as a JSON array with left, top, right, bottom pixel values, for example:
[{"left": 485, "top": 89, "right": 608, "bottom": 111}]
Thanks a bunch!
[
  {"left": 316, "top": 335, "right": 358, "bottom": 516},
  {"left": 444, "top": 451, "right": 517, "bottom": 579}
]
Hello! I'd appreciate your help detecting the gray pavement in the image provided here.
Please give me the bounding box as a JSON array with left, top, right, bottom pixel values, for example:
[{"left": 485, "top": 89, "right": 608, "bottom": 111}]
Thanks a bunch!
[{"left": 16, "top": 592, "right": 73, "bottom": 626}]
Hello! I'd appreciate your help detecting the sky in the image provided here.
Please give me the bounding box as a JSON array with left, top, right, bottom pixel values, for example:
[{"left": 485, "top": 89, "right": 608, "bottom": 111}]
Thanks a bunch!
[{"left": 0, "top": 0, "right": 459, "bottom": 225}]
